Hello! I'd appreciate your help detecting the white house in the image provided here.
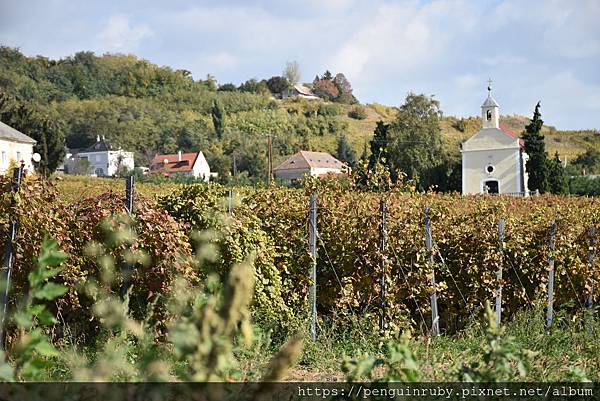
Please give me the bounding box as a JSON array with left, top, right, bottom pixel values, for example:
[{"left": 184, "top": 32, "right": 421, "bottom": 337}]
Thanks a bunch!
[
  {"left": 66, "top": 136, "right": 135, "bottom": 177},
  {"left": 273, "top": 151, "right": 350, "bottom": 182},
  {"left": 150, "top": 150, "right": 211, "bottom": 181},
  {"left": 281, "top": 84, "right": 320, "bottom": 100},
  {"left": 0, "top": 120, "right": 36, "bottom": 175},
  {"left": 461, "top": 83, "right": 528, "bottom": 195}
]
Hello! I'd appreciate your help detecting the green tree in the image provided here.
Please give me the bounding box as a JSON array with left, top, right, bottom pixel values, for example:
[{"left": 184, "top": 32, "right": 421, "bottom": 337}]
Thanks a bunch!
[
  {"left": 573, "top": 149, "right": 600, "bottom": 174},
  {"left": 548, "top": 152, "right": 568, "bottom": 194},
  {"left": 266, "top": 76, "right": 289, "bottom": 94},
  {"left": 211, "top": 99, "right": 226, "bottom": 140},
  {"left": 522, "top": 102, "right": 550, "bottom": 193},
  {"left": 0, "top": 92, "right": 65, "bottom": 176},
  {"left": 368, "top": 121, "right": 390, "bottom": 169},
  {"left": 336, "top": 134, "right": 357, "bottom": 167},
  {"left": 386, "top": 93, "right": 444, "bottom": 188}
]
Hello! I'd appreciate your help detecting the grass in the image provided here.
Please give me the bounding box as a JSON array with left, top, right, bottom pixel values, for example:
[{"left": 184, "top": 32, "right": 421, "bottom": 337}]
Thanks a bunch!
[{"left": 244, "top": 306, "right": 600, "bottom": 382}]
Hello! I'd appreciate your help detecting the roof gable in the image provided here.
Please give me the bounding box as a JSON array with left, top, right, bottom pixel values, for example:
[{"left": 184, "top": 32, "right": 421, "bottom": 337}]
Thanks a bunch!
[
  {"left": 0, "top": 120, "right": 36, "bottom": 144},
  {"left": 274, "top": 151, "right": 345, "bottom": 171},
  {"left": 462, "top": 127, "right": 520, "bottom": 151}
]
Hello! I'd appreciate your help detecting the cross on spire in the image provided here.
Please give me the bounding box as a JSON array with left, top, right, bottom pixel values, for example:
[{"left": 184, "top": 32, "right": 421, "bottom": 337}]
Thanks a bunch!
[{"left": 487, "top": 78, "right": 492, "bottom": 93}]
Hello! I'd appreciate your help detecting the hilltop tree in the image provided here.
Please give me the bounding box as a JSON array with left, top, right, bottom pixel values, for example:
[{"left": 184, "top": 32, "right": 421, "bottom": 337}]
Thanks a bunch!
[
  {"left": 522, "top": 102, "right": 550, "bottom": 193},
  {"left": 333, "top": 73, "right": 356, "bottom": 104},
  {"left": 386, "top": 93, "right": 444, "bottom": 188},
  {"left": 322, "top": 70, "right": 333, "bottom": 81},
  {"left": 283, "top": 61, "right": 301, "bottom": 86},
  {"left": 312, "top": 79, "right": 339, "bottom": 101},
  {"left": 336, "top": 134, "right": 357, "bottom": 167},
  {"left": 211, "top": 99, "right": 226, "bottom": 140},
  {"left": 266, "top": 76, "right": 289, "bottom": 94}
]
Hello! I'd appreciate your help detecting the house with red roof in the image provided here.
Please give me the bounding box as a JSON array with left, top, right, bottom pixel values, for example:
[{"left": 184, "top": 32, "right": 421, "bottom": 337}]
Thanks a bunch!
[
  {"left": 461, "top": 82, "right": 529, "bottom": 195},
  {"left": 150, "top": 150, "right": 211, "bottom": 181},
  {"left": 273, "top": 151, "right": 350, "bottom": 182}
]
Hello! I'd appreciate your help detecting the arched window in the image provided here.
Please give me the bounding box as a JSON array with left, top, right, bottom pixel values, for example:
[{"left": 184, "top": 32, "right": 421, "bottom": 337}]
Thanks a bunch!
[{"left": 486, "top": 110, "right": 492, "bottom": 121}]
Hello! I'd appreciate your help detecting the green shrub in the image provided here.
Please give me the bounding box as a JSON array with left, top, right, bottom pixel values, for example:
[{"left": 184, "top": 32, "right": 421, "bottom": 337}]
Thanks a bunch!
[
  {"left": 157, "top": 184, "right": 294, "bottom": 331},
  {"left": 348, "top": 106, "right": 367, "bottom": 120}
]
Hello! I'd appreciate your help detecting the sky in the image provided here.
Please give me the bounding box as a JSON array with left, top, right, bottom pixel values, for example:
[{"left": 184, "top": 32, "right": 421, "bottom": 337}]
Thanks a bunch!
[{"left": 1, "top": 0, "right": 599, "bottom": 129}]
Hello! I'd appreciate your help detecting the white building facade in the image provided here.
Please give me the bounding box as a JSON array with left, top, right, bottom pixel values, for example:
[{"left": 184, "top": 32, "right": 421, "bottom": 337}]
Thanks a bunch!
[
  {"left": 461, "top": 85, "right": 528, "bottom": 195},
  {"left": 66, "top": 136, "right": 134, "bottom": 177},
  {"left": 0, "top": 120, "right": 36, "bottom": 175}
]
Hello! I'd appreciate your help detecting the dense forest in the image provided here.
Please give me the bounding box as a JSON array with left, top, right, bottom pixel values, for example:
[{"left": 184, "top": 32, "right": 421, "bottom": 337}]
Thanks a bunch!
[{"left": 0, "top": 46, "right": 598, "bottom": 189}]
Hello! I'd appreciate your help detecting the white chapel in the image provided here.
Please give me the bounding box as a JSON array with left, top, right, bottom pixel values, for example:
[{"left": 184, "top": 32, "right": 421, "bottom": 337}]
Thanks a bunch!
[{"left": 461, "top": 82, "right": 529, "bottom": 195}]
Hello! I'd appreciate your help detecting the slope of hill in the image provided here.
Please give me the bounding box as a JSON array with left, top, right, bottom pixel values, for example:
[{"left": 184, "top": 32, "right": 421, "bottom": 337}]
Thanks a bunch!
[{"left": 0, "top": 46, "right": 597, "bottom": 179}]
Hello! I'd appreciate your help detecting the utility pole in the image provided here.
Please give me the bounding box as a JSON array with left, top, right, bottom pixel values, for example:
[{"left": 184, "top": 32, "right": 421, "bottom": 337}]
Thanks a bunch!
[{"left": 267, "top": 134, "right": 274, "bottom": 185}]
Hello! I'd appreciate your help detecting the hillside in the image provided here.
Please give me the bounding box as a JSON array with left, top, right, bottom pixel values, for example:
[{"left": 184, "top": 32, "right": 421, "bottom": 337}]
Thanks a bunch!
[{"left": 0, "top": 46, "right": 598, "bottom": 179}]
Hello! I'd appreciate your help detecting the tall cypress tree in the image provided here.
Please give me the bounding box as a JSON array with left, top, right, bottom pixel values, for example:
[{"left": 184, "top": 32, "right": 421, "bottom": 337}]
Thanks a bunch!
[
  {"left": 211, "top": 99, "right": 225, "bottom": 140},
  {"left": 368, "top": 121, "right": 389, "bottom": 169},
  {"left": 522, "top": 102, "right": 550, "bottom": 193},
  {"left": 336, "top": 134, "right": 357, "bottom": 167},
  {"left": 548, "top": 151, "right": 569, "bottom": 194}
]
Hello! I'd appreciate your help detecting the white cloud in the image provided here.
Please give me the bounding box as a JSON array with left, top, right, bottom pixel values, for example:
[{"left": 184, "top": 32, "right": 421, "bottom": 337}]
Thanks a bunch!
[{"left": 97, "top": 14, "right": 153, "bottom": 52}]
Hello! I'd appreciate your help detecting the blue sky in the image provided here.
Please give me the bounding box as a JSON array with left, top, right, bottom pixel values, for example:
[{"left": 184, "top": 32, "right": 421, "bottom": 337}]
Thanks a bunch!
[{"left": 1, "top": 0, "right": 599, "bottom": 129}]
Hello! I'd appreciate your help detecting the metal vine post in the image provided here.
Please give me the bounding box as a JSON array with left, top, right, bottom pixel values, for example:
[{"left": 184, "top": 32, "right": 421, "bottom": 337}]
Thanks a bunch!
[
  {"left": 546, "top": 220, "right": 557, "bottom": 328},
  {"left": 309, "top": 195, "right": 317, "bottom": 341},
  {"left": 0, "top": 164, "right": 24, "bottom": 347},
  {"left": 425, "top": 206, "right": 440, "bottom": 336}
]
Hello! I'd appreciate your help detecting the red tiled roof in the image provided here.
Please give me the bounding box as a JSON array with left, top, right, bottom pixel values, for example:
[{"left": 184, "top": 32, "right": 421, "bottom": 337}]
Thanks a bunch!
[
  {"left": 499, "top": 123, "right": 524, "bottom": 147},
  {"left": 150, "top": 152, "right": 199, "bottom": 173}
]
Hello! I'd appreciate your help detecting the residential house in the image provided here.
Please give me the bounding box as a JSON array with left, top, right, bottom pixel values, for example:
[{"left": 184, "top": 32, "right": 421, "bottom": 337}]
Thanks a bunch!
[
  {"left": 0, "top": 120, "right": 36, "bottom": 175},
  {"left": 150, "top": 150, "right": 211, "bottom": 181},
  {"left": 281, "top": 84, "right": 320, "bottom": 100},
  {"left": 461, "top": 83, "right": 529, "bottom": 195},
  {"left": 273, "top": 151, "right": 349, "bottom": 182},
  {"left": 65, "top": 136, "right": 135, "bottom": 177}
]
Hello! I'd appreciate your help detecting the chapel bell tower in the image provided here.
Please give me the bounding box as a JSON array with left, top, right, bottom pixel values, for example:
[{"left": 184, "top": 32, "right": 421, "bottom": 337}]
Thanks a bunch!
[{"left": 481, "top": 79, "right": 500, "bottom": 129}]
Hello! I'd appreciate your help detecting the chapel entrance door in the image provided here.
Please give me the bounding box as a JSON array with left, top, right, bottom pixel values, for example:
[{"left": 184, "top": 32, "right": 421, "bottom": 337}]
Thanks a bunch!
[{"left": 484, "top": 180, "right": 499, "bottom": 194}]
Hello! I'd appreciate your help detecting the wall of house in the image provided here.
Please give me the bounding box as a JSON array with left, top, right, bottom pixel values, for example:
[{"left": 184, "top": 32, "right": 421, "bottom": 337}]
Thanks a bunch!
[
  {"left": 310, "top": 167, "right": 344, "bottom": 176},
  {"left": 462, "top": 147, "right": 523, "bottom": 194},
  {"left": 274, "top": 168, "right": 310, "bottom": 181},
  {"left": 68, "top": 150, "right": 134, "bottom": 177},
  {"left": 193, "top": 152, "right": 211, "bottom": 182},
  {"left": 0, "top": 139, "right": 35, "bottom": 174}
]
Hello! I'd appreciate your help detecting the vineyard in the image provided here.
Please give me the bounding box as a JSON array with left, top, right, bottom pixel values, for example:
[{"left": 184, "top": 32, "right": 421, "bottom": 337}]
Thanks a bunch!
[{"left": 0, "top": 174, "right": 599, "bottom": 383}]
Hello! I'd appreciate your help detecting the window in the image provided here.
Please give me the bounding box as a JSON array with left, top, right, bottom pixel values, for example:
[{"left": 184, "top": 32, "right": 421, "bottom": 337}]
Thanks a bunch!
[
  {"left": 95, "top": 168, "right": 104, "bottom": 176},
  {"left": 486, "top": 110, "right": 492, "bottom": 121},
  {"left": 16, "top": 151, "right": 21, "bottom": 161},
  {"left": 485, "top": 164, "right": 495, "bottom": 174},
  {"left": 1, "top": 151, "right": 6, "bottom": 165}
]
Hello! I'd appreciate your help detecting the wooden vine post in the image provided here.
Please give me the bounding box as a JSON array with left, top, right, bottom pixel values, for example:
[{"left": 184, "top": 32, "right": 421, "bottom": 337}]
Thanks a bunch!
[{"left": 587, "top": 226, "right": 597, "bottom": 333}]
